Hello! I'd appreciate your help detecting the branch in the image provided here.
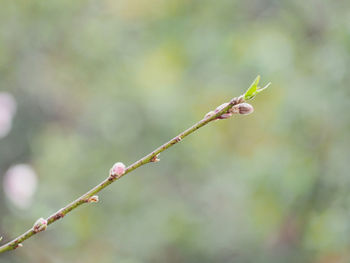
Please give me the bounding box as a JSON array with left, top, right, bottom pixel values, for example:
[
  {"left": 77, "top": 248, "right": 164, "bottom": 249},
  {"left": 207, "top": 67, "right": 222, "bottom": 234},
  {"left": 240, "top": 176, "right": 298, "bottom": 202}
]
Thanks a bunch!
[{"left": 0, "top": 76, "right": 270, "bottom": 253}]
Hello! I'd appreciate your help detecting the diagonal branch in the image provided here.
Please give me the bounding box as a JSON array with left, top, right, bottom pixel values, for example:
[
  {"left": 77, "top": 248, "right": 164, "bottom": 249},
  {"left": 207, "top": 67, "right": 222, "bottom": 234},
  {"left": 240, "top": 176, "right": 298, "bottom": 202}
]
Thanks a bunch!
[{"left": 0, "top": 77, "right": 269, "bottom": 253}]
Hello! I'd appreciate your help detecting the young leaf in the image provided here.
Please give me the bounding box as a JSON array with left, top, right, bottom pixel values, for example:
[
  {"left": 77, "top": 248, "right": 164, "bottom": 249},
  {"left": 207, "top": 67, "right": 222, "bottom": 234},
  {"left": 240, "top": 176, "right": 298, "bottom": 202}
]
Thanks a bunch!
[
  {"left": 244, "top": 75, "right": 260, "bottom": 100},
  {"left": 244, "top": 76, "right": 270, "bottom": 100},
  {"left": 256, "top": 82, "right": 271, "bottom": 95}
]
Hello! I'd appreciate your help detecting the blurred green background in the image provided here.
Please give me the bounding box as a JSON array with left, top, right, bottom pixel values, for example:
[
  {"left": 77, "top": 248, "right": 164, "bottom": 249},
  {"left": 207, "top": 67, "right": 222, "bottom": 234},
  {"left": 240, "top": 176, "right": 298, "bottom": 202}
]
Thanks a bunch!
[{"left": 1, "top": 0, "right": 350, "bottom": 262}]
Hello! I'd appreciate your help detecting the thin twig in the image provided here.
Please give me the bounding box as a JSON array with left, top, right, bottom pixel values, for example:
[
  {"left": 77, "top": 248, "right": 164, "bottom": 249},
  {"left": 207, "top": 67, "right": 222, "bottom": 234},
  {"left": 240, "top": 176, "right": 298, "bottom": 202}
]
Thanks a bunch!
[{"left": 0, "top": 78, "right": 268, "bottom": 253}]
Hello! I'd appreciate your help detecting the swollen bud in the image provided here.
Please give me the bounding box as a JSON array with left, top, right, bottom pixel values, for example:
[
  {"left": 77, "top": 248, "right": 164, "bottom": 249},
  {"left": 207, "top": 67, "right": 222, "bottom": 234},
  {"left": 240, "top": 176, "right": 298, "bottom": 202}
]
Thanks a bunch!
[
  {"left": 205, "top": 103, "right": 233, "bottom": 120},
  {"left": 214, "top": 103, "right": 229, "bottom": 114},
  {"left": 229, "top": 103, "right": 254, "bottom": 115},
  {"left": 110, "top": 162, "right": 126, "bottom": 177},
  {"left": 237, "top": 103, "right": 254, "bottom": 115},
  {"left": 217, "top": 112, "right": 233, "bottom": 119},
  {"left": 33, "top": 218, "right": 47, "bottom": 233}
]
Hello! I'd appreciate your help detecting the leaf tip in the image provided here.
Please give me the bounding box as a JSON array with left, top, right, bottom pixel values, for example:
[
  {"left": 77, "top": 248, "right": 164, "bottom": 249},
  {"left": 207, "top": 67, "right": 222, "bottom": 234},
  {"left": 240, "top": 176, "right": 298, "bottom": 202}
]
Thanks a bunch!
[
  {"left": 244, "top": 76, "right": 270, "bottom": 100},
  {"left": 257, "top": 82, "right": 271, "bottom": 93}
]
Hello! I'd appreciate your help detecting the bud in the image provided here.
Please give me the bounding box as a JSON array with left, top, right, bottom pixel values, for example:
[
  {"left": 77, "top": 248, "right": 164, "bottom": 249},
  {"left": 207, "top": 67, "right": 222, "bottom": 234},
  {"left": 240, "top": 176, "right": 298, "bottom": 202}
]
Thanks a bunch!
[
  {"left": 110, "top": 162, "right": 126, "bottom": 177},
  {"left": 229, "top": 95, "right": 244, "bottom": 105},
  {"left": 150, "top": 154, "right": 160, "bottom": 162},
  {"left": 237, "top": 103, "right": 254, "bottom": 115},
  {"left": 87, "top": 195, "right": 99, "bottom": 203},
  {"left": 217, "top": 112, "right": 233, "bottom": 119},
  {"left": 214, "top": 103, "right": 229, "bottom": 113},
  {"left": 14, "top": 243, "right": 23, "bottom": 249},
  {"left": 33, "top": 218, "right": 47, "bottom": 233},
  {"left": 54, "top": 211, "right": 65, "bottom": 220},
  {"left": 229, "top": 103, "right": 254, "bottom": 115}
]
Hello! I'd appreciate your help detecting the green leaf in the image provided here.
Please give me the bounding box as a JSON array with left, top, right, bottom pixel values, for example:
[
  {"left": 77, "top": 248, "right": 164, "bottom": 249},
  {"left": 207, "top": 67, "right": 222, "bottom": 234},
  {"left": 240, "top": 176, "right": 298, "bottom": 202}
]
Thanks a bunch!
[
  {"left": 0, "top": 236, "right": 2, "bottom": 242},
  {"left": 244, "top": 75, "right": 260, "bottom": 100},
  {"left": 244, "top": 75, "right": 270, "bottom": 100},
  {"left": 256, "top": 82, "right": 271, "bottom": 95}
]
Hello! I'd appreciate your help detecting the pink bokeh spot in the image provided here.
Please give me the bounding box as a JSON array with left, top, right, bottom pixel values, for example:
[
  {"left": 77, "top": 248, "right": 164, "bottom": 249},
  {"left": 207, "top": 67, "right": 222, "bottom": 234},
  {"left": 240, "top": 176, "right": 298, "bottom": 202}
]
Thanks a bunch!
[{"left": 3, "top": 164, "right": 38, "bottom": 209}]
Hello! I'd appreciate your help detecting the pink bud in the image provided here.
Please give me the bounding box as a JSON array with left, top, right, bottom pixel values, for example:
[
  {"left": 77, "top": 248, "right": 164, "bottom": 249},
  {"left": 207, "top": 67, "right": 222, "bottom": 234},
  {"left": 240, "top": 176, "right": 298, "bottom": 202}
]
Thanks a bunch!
[
  {"left": 110, "top": 162, "right": 126, "bottom": 177},
  {"left": 237, "top": 103, "right": 254, "bottom": 115},
  {"left": 214, "top": 103, "right": 229, "bottom": 113},
  {"left": 33, "top": 218, "right": 47, "bottom": 233},
  {"left": 229, "top": 103, "right": 254, "bottom": 115},
  {"left": 217, "top": 113, "right": 233, "bottom": 119},
  {"left": 214, "top": 102, "right": 236, "bottom": 119}
]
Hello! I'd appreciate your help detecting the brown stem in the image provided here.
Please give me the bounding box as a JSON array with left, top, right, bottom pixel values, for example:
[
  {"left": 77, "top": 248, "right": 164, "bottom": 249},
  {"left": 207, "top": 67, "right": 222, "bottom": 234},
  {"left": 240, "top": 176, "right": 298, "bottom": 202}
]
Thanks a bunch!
[{"left": 0, "top": 94, "right": 249, "bottom": 253}]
